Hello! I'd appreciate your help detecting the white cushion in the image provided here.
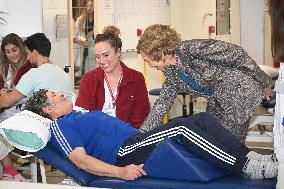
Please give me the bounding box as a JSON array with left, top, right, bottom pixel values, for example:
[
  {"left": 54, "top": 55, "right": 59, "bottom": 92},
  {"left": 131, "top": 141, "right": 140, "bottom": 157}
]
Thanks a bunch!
[{"left": 0, "top": 110, "right": 51, "bottom": 152}]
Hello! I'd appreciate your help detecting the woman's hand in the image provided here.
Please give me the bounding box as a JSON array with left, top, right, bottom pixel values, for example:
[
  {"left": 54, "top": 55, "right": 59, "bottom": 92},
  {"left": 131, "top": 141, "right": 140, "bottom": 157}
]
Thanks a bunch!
[
  {"left": 118, "top": 164, "right": 146, "bottom": 180},
  {"left": 264, "top": 85, "right": 273, "bottom": 101}
]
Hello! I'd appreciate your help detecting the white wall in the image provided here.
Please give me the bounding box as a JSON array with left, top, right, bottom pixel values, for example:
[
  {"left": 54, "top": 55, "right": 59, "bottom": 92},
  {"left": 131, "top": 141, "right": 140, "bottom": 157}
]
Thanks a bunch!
[
  {"left": 0, "top": 0, "right": 43, "bottom": 37},
  {"left": 42, "top": 0, "right": 69, "bottom": 69},
  {"left": 240, "top": 0, "right": 264, "bottom": 65},
  {"left": 180, "top": 0, "right": 216, "bottom": 40}
]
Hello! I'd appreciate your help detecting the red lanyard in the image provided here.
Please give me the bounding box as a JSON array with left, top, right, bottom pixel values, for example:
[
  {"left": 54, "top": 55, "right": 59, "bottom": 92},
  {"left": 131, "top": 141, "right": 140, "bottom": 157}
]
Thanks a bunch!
[{"left": 104, "top": 71, "right": 123, "bottom": 107}]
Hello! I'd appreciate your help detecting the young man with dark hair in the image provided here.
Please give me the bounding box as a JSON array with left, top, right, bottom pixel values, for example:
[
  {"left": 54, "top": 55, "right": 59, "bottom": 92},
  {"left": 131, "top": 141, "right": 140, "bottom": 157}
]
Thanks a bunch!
[
  {"left": 24, "top": 33, "right": 51, "bottom": 58},
  {"left": 24, "top": 89, "right": 278, "bottom": 180}
]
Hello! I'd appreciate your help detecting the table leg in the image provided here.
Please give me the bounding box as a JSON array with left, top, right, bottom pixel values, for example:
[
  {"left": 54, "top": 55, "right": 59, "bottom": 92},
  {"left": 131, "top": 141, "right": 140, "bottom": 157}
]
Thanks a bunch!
[
  {"left": 189, "top": 96, "right": 193, "bottom": 116},
  {"left": 182, "top": 94, "right": 187, "bottom": 117}
]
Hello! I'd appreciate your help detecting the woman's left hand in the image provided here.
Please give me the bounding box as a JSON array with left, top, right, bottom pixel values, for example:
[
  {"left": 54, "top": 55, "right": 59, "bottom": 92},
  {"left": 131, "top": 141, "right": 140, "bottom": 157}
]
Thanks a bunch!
[{"left": 264, "top": 85, "right": 273, "bottom": 101}]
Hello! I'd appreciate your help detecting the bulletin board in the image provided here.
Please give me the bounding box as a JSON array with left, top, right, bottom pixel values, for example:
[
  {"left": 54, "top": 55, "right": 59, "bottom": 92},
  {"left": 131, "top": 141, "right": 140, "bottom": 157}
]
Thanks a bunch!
[
  {"left": 216, "top": 0, "right": 230, "bottom": 35},
  {"left": 97, "top": 0, "right": 170, "bottom": 52},
  {"left": 55, "top": 14, "right": 68, "bottom": 41}
]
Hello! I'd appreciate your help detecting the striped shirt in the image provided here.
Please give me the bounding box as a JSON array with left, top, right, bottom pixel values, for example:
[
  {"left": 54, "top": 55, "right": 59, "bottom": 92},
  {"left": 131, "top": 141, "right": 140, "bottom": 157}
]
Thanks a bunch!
[{"left": 49, "top": 111, "right": 140, "bottom": 165}]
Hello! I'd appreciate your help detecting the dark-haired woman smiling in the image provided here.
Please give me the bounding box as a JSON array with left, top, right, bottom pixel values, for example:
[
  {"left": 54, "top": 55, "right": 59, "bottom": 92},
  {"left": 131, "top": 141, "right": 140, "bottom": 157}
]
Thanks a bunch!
[{"left": 76, "top": 26, "right": 150, "bottom": 129}]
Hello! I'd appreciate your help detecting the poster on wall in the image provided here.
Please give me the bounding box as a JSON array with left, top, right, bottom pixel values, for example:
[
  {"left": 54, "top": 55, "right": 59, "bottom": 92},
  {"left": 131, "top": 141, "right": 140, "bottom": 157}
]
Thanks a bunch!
[
  {"left": 114, "top": 0, "right": 170, "bottom": 51},
  {"left": 56, "top": 14, "right": 68, "bottom": 41},
  {"left": 216, "top": 0, "right": 230, "bottom": 35}
]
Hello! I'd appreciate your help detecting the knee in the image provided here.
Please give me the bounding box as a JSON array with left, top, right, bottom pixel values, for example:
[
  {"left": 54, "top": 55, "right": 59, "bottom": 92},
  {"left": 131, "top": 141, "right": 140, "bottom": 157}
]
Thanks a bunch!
[
  {"left": 170, "top": 113, "right": 215, "bottom": 126},
  {"left": 193, "top": 112, "right": 212, "bottom": 120}
]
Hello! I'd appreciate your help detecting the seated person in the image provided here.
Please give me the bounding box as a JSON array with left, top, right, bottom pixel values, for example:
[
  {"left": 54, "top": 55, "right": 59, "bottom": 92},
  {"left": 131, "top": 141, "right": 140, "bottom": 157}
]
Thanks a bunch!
[
  {"left": 0, "top": 33, "right": 32, "bottom": 182},
  {"left": 75, "top": 26, "right": 150, "bottom": 129},
  {"left": 24, "top": 89, "right": 278, "bottom": 180}
]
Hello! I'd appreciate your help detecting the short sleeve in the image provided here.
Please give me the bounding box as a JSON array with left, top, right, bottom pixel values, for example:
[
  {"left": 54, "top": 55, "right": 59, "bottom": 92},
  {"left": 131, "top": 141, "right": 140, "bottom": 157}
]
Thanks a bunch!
[
  {"left": 15, "top": 69, "right": 35, "bottom": 97},
  {"left": 49, "top": 120, "right": 84, "bottom": 158}
]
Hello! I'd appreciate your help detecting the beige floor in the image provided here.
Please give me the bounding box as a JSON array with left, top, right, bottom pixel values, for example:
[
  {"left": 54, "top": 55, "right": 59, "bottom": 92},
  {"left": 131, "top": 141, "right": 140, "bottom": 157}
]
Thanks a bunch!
[
  {"left": 44, "top": 165, "right": 68, "bottom": 184},
  {"left": 20, "top": 163, "right": 68, "bottom": 184}
]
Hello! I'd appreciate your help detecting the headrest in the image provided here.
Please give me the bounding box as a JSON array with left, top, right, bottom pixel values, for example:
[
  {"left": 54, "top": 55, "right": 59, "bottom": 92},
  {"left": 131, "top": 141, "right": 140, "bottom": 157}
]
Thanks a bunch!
[{"left": 0, "top": 110, "right": 51, "bottom": 152}]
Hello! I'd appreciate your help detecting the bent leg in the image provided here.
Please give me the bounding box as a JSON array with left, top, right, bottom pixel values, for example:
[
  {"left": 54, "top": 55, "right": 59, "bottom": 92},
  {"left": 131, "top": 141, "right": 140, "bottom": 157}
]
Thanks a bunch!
[
  {"left": 181, "top": 112, "right": 250, "bottom": 157},
  {"left": 117, "top": 112, "right": 248, "bottom": 175}
]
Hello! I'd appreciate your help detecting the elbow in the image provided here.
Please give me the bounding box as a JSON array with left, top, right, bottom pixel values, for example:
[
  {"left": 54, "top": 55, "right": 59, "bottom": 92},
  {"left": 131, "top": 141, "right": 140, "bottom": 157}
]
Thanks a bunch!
[
  {"left": 74, "top": 159, "right": 88, "bottom": 170},
  {"left": 71, "top": 155, "right": 89, "bottom": 170}
]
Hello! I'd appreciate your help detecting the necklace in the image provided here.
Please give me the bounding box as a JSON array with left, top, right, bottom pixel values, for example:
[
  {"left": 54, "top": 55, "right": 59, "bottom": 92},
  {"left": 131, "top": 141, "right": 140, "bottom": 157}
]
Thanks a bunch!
[{"left": 42, "top": 60, "right": 51, "bottom": 64}]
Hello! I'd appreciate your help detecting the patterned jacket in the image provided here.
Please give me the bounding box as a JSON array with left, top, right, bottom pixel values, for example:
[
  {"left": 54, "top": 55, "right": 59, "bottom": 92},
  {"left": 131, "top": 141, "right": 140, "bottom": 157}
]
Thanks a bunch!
[{"left": 140, "top": 39, "right": 271, "bottom": 142}]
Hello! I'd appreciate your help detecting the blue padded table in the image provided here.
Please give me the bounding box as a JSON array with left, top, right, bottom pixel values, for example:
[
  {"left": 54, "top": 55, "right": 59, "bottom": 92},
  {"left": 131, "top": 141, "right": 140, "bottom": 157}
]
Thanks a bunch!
[
  {"left": 89, "top": 176, "right": 276, "bottom": 189},
  {"left": 33, "top": 141, "right": 276, "bottom": 189},
  {"left": 143, "top": 139, "right": 230, "bottom": 181}
]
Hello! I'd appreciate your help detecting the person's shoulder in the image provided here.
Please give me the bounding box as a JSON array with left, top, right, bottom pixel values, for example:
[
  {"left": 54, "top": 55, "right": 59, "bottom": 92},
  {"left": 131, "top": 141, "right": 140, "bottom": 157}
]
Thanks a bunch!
[
  {"left": 58, "top": 111, "right": 81, "bottom": 122},
  {"left": 84, "top": 110, "right": 110, "bottom": 118},
  {"left": 21, "top": 67, "right": 37, "bottom": 76},
  {"left": 73, "top": 110, "right": 108, "bottom": 122},
  {"left": 181, "top": 39, "right": 209, "bottom": 46},
  {"left": 43, "top": 64, "right": 70, "bottom": 76},
  {"left": 33, "top": 63, "right": 57, "bottom": 72},
  {"left": 45, "top": 64, "right": 63, "bottom": 70}
]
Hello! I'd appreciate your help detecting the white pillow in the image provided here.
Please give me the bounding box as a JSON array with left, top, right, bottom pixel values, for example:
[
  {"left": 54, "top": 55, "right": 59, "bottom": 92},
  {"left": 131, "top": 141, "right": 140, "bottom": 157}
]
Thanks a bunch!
[{"left": 0, "top": 110, "right": 52, "bottom": 152}]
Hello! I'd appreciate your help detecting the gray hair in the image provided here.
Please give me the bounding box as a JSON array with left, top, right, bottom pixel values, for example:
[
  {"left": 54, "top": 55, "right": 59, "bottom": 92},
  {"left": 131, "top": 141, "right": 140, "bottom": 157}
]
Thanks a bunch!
[{"left": 24, "top": 89, "right": 52, "bottom": 119}]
